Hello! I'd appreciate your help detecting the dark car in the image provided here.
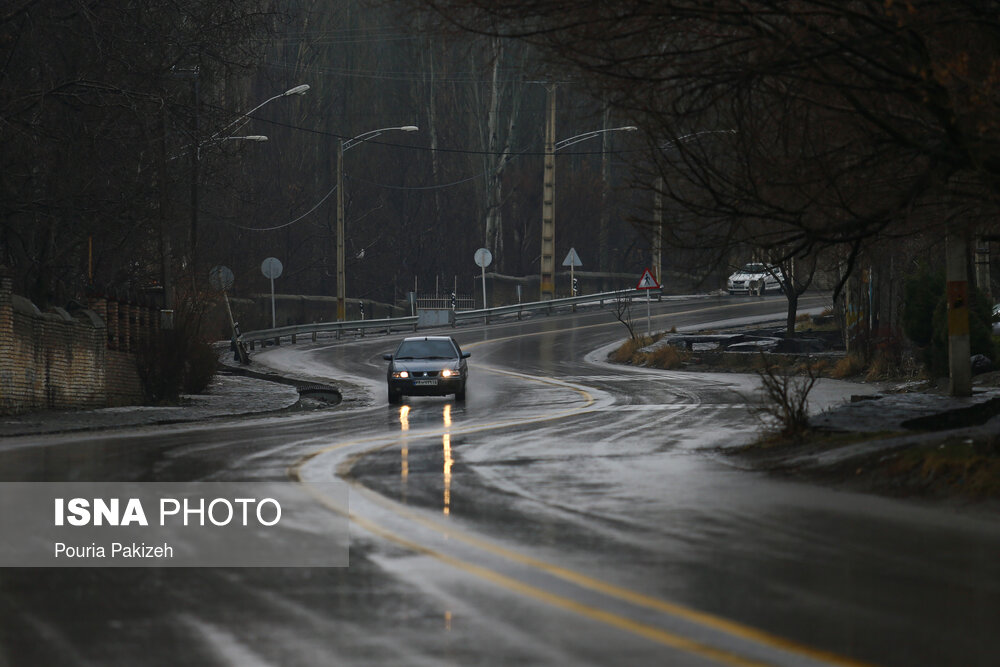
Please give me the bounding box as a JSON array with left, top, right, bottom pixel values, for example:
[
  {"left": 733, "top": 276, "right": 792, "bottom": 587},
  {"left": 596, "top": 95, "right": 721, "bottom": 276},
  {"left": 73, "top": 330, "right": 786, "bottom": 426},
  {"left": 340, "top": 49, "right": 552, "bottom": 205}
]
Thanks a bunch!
[{"left": 383, "top": 336, "right": 470, "bottom": 404}]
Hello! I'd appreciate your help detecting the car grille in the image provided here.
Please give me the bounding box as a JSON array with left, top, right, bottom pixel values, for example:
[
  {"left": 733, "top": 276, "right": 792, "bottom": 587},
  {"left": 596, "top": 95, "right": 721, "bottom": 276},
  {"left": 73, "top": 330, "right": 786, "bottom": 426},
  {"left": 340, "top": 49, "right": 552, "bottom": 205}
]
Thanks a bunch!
[{"left": 410, "top": 371, "right": 440, "bottom": 378}]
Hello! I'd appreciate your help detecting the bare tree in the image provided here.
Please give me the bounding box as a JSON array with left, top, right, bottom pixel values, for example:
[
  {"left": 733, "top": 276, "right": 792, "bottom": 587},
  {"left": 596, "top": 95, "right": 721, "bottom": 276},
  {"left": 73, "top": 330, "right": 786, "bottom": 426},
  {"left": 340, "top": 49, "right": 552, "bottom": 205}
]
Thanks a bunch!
[
  {"left": 405, "top": 0, "right": 1000, "bottom": 292},
  {"left": 752, "top": 355, "right": 819, "bottom": 443},
  {"left": 613, "top": 291, "right": 637, "bottom": 341}
]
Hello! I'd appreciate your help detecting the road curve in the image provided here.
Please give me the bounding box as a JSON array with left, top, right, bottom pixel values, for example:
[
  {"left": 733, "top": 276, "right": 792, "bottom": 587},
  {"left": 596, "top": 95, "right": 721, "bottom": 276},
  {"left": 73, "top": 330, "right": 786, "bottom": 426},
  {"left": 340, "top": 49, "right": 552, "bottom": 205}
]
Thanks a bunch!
[{"left": 0, "top": 294, "right": 997, "bottom": 666}]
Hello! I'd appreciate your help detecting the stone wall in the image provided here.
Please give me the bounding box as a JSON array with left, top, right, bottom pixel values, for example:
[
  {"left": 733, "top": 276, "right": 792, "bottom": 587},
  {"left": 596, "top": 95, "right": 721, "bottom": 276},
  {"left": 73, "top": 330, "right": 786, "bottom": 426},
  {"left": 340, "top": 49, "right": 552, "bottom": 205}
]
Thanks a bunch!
[{"left": 0, "top": 270, "right": 153, "bottom": 414}]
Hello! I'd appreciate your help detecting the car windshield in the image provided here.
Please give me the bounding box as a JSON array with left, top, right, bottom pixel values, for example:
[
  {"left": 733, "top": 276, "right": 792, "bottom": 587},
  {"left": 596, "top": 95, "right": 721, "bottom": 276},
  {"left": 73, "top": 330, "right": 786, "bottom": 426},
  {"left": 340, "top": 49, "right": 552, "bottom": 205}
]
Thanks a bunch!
[
  {"left": 743, "top": 263, "right": 767, "bottom": 273},
  {"left": 394, "top": 339, "right": 457, "bottom": 360}
]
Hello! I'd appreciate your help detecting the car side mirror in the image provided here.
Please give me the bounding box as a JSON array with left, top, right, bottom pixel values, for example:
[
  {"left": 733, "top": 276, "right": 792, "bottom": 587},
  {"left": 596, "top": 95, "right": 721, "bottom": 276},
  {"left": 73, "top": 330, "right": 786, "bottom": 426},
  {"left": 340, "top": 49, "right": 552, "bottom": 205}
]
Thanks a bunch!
[
  {"left": 382, "top": 354, "right": 393, "bottom": 361},
  {"left": 461, "top": 352, "right": 471, "bottom": 359}
]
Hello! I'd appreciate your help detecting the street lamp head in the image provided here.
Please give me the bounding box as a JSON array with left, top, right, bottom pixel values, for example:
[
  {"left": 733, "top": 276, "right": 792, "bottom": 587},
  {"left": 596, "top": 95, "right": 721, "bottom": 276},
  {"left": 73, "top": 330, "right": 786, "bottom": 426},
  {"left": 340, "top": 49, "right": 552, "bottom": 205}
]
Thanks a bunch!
[
  {"left": 243, "top": 135, "right": 269, "bottom": 142},
  {"left": 399, "top": 125, "right": 419, "bottom": 132},
  {"left": 284, "top": 84, "right": 310, "bottom": 96},
  {"left": 622, "top": 126, "right": 638, "bottom": 131}
]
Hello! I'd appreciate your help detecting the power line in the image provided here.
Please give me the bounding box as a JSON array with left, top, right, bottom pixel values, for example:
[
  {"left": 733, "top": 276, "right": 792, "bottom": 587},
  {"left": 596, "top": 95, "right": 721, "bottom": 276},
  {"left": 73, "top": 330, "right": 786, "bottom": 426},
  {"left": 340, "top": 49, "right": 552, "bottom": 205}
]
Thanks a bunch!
[{"left": 262, "top": 59, "right": 544, "bottom": 85}]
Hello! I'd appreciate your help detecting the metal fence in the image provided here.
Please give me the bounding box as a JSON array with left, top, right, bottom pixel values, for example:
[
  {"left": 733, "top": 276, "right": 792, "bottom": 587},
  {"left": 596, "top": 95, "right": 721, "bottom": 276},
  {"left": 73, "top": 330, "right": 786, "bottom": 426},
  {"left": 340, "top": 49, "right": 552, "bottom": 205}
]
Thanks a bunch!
[
  {"left": 415, "top": 295, "right": 476, "bottom": 311},
  {"left": 241, "top": 288, "right": 663, "bottom": 351}
]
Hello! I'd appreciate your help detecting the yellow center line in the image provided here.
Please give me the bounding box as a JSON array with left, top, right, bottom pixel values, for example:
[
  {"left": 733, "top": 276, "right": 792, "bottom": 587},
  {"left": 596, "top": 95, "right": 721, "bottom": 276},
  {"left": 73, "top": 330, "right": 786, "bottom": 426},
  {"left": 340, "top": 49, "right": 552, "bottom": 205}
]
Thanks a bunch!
[
  {"left": 297, "top": 480, "right": 774, "bottom": 667},
  {"left": 290, "top": 295, "right": 870, "bottom": 666}
]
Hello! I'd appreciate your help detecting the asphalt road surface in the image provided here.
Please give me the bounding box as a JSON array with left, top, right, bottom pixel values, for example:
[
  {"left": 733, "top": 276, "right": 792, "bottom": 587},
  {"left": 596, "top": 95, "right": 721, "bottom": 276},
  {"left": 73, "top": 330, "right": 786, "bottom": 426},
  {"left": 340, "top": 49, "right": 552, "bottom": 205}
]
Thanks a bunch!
[{"left": 1, "top": 294, "right": 998, "bottom": 666}]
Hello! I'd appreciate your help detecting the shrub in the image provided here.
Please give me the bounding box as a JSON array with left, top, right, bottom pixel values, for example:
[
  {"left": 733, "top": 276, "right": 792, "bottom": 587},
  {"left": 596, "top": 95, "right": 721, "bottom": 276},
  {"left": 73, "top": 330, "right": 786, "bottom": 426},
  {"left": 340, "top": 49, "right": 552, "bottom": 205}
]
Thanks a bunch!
[
  {"left": 646, "top": 343, "right": 690, "bottom": 369},
  {"left": 183, "top": 339, "right": 219, "bottom": 394},
  {"left": 135, "top": 293, "right": 219, "bottom": 403},
  {"left": 752, "top": 356, "right": 818, "bottom": 444},
  {"left": 928, "top": 285, "right": 994, "bottom": 376},
  {"left": 902, "top": 264, "right": 943, "bottom": 347},
  {"left": 903, "top": 262, "right": 994, "bottom": 376}
]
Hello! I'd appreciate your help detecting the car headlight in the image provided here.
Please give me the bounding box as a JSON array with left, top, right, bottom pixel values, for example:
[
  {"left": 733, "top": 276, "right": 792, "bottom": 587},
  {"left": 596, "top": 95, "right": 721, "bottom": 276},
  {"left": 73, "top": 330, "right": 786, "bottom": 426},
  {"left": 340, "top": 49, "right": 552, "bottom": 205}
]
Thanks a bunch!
[
  {"left": 441, "top": 368, "right": 459, "bottom": 378},
  {"left": 393, "top": 371, "right": 409, "bottom": 379}
]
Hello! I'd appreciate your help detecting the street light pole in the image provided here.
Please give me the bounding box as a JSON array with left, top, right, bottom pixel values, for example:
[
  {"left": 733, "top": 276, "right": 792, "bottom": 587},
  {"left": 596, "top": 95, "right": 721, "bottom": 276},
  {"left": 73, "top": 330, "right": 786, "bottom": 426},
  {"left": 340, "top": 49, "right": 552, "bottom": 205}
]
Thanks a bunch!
[
  {"left": 186, "top": 83, "right": 307, "bottom": 277},
  {"left": 336, "top": 137, "right": 346, "bottom": 321},
  {"left": 540, "top": 85, "right": 557, "bottom": 300},
  {"left": 336, "top": 125, "right": 419, "bottom": 321},
  {"left": 207, "top": 84, "right": 309, "bottom": 143},
  {"left": 539, "top": 112, "right": 637, "bottom": 300}
]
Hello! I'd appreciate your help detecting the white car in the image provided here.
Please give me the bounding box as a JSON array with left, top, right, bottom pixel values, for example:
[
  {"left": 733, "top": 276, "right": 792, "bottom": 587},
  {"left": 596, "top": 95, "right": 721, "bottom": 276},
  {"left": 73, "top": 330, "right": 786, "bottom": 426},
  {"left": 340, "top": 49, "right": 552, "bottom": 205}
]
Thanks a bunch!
[{"left": 727, "top": 263, "right": 784, "bottom": 295}]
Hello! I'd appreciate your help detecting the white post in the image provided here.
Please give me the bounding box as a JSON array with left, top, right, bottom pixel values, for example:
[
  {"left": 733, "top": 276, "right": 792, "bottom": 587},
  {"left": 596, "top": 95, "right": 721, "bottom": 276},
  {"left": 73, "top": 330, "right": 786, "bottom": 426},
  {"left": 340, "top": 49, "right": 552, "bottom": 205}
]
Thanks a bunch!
[
  {"left": 646, "top": 289, "right": 651, "bottom": 338},
  {"left": 270, "top": 275, "right": 276, "bottom": 329},
  {"left": 570, "top": 263, "right": 576, "bottom": 312},
  {"left": 481, "top": 263, "right": 488, "bottom": 323}
]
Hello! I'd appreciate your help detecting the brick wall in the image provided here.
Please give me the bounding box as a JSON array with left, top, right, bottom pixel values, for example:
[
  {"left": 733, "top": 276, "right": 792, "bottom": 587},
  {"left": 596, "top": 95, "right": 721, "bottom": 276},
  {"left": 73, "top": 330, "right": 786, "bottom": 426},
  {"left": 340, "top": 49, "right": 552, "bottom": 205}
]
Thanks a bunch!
[{"left": 0, "top": 269, "right": 151, "bottom": 414}]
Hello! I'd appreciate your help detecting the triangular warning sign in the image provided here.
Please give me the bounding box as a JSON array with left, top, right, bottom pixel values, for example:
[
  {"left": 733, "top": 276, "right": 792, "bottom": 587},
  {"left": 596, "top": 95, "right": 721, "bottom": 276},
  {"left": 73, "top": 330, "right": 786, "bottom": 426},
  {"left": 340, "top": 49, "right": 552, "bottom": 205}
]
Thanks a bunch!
[
  {"left": 636, "top": 268, "right": 660, "bottom": 290},
  {"left": 562, "top": 247, "right": 582, "bottom": 267}
]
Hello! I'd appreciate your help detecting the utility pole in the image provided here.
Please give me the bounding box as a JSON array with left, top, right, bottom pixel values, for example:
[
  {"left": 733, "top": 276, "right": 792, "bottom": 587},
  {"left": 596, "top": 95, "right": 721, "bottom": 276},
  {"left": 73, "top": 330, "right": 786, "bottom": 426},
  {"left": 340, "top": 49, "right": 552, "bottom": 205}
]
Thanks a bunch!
[
  {"left": 599, "top": 104, "right": 611, "bottom": 290},
  {"left": 336, "top": 138, "right": 346, "bottom": 321},
  {"left": 540, "top": 84, "right": 556, "bottom": 300},
  {"left": 189, "top": 69, "right": 200, "bottom": 278},
  {"left": 653, "top": 176, "right": 663, "bottom": 285}
]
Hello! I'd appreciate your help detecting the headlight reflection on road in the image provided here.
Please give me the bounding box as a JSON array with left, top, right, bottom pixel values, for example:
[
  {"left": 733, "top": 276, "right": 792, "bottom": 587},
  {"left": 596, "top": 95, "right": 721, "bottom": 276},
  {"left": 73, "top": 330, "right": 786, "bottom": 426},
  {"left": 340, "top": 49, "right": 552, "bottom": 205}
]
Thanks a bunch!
[
  {"left": 443, "top": 404, "right": 453, "bottom": 516},
  {"left": 399, "top": 406, "right": 410, "bottom": 503}
]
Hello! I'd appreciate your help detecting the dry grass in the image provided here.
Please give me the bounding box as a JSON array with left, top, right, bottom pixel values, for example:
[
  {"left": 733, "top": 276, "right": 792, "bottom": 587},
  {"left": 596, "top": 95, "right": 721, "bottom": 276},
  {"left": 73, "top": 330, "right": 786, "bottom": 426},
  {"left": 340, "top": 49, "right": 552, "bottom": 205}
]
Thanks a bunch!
[
  {"left": 609, "top": 334, "right": 690, "bottom": 368},
  {"left": 610, "top": 335, "right": 655, "bottom": 364},
  {"left": 796, "top": 358, "right": 831, "bottom": 376},
  {"left": 830, "top": 353, "right": 866, "bottom": 378},
  {"left": 885, "top": 435, "right": 1000, "bottom": 499},
  {"left": 645, "top": 343, "right": 691, "bottom": 369}
]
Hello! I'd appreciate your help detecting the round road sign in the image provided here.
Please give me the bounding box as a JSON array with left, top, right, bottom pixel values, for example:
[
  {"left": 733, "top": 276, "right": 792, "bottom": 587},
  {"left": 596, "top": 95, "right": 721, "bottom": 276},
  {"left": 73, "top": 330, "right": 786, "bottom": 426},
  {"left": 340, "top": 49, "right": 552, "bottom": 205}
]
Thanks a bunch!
[
  {"left": 208, "top": 265, "right": 234, "bottom": 291},
  {"left": 474, "top": 247, "right": 493, "bottom": 268},
  {"left": 261, "top": 257, "right": 283, "bottom": 280}
]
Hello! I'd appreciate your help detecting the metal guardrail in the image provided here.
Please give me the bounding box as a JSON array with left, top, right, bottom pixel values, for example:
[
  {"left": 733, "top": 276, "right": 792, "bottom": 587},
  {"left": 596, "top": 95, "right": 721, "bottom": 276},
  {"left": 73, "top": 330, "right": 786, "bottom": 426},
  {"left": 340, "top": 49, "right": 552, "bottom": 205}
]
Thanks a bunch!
[{"left": 241, "top": 288, "right": 661, "bottom": 350}]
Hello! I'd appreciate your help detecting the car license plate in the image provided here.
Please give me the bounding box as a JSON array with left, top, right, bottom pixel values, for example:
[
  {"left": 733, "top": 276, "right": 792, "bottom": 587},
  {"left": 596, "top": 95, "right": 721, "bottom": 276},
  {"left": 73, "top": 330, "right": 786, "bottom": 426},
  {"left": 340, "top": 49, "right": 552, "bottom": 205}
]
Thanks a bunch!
[{"left": 414, "top": 379, "right": 438, "bottom": 386}]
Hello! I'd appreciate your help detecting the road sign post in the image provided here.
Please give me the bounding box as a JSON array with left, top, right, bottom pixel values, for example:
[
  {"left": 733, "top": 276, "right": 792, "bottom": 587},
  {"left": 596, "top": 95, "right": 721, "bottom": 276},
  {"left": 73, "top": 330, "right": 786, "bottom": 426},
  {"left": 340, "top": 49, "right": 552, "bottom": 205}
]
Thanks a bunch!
[
  {"left": 636, "top": 268, "right": 660, "bottom": 338},
  {"left": 260, "top": 257, "right": 283, "bottom": 329},
  {"left": 209, "top": 266, "right": 249, "bottom": 364},
  {"left": 562, "top": 247, "right": 583, "bottom": 310},
  {"left": 474, "top": 248, "right": 493, "bottom": 323}
]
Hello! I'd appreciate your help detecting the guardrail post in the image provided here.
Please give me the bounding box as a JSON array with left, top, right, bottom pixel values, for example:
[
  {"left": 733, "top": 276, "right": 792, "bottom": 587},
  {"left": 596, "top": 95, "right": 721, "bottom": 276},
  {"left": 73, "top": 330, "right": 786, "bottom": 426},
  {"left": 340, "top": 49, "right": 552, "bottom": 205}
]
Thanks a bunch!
[
  {"left": 291, "top": 333, "right": 297, "bottom": 344},
  {"left": 273, "top": 336, "right": 280, "bottom": 346},
  {"left": 250, "top": 340, "right": 255, "bottom": 351},
  {"left": 312, "top": 332, "right": 317, "bottom": 342}
]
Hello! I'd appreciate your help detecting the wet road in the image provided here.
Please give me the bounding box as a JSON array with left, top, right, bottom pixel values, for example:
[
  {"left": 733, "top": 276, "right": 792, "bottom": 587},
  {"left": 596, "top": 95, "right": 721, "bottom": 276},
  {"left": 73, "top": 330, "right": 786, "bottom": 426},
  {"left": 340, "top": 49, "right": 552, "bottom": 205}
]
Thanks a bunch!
[{"left": 1, "top": 295, "right": 998, "bottom": 666}]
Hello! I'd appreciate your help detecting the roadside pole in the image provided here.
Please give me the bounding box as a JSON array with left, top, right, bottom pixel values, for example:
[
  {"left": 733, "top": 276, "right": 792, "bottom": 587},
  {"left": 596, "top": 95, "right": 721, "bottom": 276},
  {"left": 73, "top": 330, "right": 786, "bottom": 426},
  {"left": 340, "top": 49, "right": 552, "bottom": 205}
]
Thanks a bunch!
[
  {"left": 210, "top": 265, "right": 249, "bottom": 364},
  {"left": 636, "top": 268, "right": 660, "bottom": 339},
  {"left": 474, "top": 248, "right": 492, "bottom": 324},
  {"left": 261, "top": 257, "right": 282, "bottom": 330},
  {"left": 562, "top": 248, "right": 582, "bottom": 312},
  {"left": 647, "top": 289, "right": 651, "bottom": 337}
]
